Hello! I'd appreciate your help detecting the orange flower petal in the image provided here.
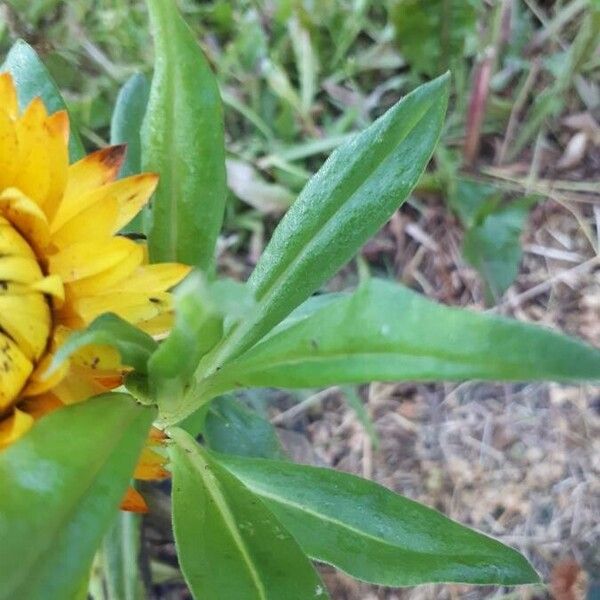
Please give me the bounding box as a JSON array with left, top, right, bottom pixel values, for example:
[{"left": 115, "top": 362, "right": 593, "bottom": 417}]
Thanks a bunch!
[
  {"left": 13, "top": 98, "right": 51, "bottom": 208},
  {"left": 73, "top": 291, "right": 172, "bottom": 326},
  {"left": 0, "top": 188, "right": 51, "bottom": 253},
  {"left": 134, "top": 447, "right": 170, "bottom": 481},
  {"left": 0, "top": 331, "right": 34, "bottom": 411},
  {"left": 22, "top": 354, "right": 69, "bottom": 397},
  {"left": 49, "top": 365, "right": 106, "bottom": 406},
  {"left": 0, "top": 292, "right": 51, "bottom": 362},
  {"left": 120, "top": 487, "right": 148, "bottom": 513},
  {"left": 107, "top": 263, "right": 192, "bottom": 294},
  {"left": 0, "top": 108, "right": 18, "bottom": 189},
  {"left": 70, "top": 343, "right": 122, "bottom": 372},
  {"left": 0, "top": 73, "right": 18, "bottom": 119},
  {"left": 18, "top": 393, "right": 63, "bottom": 420},
  {"left": 66, "top": 242, "right": 144, "bottom": 298},
  {"left": 58, "top": 145, "right": 126, "bottom": 224},
  {"left": 30, "top": 274, "right": 65, "bottom": 303},
  {"left": 51, "top": 196, "right": 119, "bottom": 249},
  {"left": 52, "top": 174, "right": 157, "bottom": 236},
  {"left": 94, "top": 374, "right": 123, "bottom": 389},
  {"left": 40, "top": 110, "right": 70, "bottom": 222},
  {"left": 112, "top": 173, "right": 158, "bottom": 233},
  {"left": 48, "top": 237, "right": 138, "bottom": 283}
]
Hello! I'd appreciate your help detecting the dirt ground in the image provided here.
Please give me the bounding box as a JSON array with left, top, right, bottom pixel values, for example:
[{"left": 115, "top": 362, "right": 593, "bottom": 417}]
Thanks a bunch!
[{"left": 273, "top": 195, "right": 600, "bottom": 600}]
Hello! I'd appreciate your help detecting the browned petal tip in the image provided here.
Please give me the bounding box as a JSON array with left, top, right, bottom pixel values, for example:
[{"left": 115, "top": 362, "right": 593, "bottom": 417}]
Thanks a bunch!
[{"left": 97, "top": 144, "right": 128, "bottom": 169}]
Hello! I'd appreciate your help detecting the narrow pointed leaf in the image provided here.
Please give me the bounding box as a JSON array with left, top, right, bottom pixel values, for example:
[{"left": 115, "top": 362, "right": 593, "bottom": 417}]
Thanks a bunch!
[
  {"left": 219, "top": 455, "right": 540, "bottom": 587},
  {"left": 2, "top": 39, "right": 85, "bottom": 161},
  {"left": 111, "top": 73, "right": 150, "bottom": 179},
  {"left": 0, "top": 394, "right": 155, "bottom": 600},
  {"left": 202, "top": 74, "right": 449, "bottom": 370},
  {"left": 143, "top": 0, "right": 227, "bottom": 270},
  {"left": 101, "top": 511, "right": 146, "bottom": 600},
  {"left": 463, "top": 197, "right": 535, "bottom": 305},
  {"left": 198, "top": 279, "right": 600, "bottom": 397},
  {"left": 169, "top": 428, "right": 328, "bottom": 600},
  {"left": 111, "top": 73, "right": 151, "bottom": 233}
]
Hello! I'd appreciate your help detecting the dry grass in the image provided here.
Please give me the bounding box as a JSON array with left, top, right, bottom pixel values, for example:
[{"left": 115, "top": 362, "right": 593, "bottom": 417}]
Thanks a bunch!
[{"left": 273, "top": 195, "right": 600, "bottom": 599}]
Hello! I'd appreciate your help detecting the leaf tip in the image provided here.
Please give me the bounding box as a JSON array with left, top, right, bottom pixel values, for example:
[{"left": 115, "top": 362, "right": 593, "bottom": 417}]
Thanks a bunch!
[
  {"left": 434, "top": 70, "right": 451, "bottom": 99},
  {"left": 493, "top": 544, "right": 541, "bottom": 586}
]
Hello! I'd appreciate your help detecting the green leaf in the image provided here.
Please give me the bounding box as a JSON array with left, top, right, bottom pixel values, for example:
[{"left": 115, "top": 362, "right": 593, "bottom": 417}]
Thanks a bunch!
[
  {"left": 390, "top": 0, "right": 478, "bottom": 76},
  {"left": 111, "top": 73, "right": 150, "bottom": 179},
  {"left": 203, "top": 396, "right": 286, "bottom": 459},
  {"left": 169, "top": 428, "right": 328, "bottom": 600},
  {"left": 143, "top": 0, "right": 227, "bottom": 270},
  {"left": 448, "top": 177, "right": 500, "bottom": 229},
  {"left": 463, "top": 196, "right": 535, "bottom": 304},
  {"left": 219, "top": 455, "right": 540, "bottom": 587},
  {"left": 101, "top": 511, "right": 146, "bottom": 600},
  {"left": 449, "top": 180, "right": 537, "bottom": 305},
  {"left": 110, "top": 73, "right": 151, "bottom": 235},
  {"left": 200, "top": 74, "right": 450, "bottom": 372},
  {"left": 152, "top": 274, "right": 255, "bottom": 423},
  {"left": 197, "top": 278, "right": 600, "bottom": 397},
  {"left": 50, "top": 313, "right": 158, "bottom": 376},
  {"left": 149, "top": 273, "right": 225, "bottom": 405},
  {"left": 289, "top": 15, "right": 319, "bottom": 116},
  {"left": 2, "top": 39, "right": 85, "bottom": 161},
  {"left": 0, "top": 393, "right": 155, "bottom": 600}
]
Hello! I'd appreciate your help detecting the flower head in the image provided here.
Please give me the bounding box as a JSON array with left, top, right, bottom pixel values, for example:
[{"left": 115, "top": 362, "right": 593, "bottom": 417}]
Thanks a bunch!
[{"left": 0, "top": 72, "right": 190, "bottom": 473}]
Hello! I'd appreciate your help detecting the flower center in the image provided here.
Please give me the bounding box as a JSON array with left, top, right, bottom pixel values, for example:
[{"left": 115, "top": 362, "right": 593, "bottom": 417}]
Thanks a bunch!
[{"left": 0, "top": 216, "right": 52, "bottom": 414}]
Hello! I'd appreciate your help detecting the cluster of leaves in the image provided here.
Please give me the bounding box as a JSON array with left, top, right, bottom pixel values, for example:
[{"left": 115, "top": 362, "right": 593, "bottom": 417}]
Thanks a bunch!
[{"left": 1, "top": 1, "right": 600, "bottom": 599}]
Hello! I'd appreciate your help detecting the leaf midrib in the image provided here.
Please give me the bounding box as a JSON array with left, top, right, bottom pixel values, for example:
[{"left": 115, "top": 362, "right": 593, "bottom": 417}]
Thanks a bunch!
[
  {"left": 210, "top": 88, "right": 442, "bottom": 368},
  {"left": 231, "top": 476, "right": 504, "bottom": 563},
  {"left": 254, "top": 95, "right": 437, "bottom": 305},
  {"left": 164, "top": 38, "right": 178, "bottom": 262},
  {"left": 174, "top": 430, "right": 267, "bottom": 600},
  {"left": 147, "top": 0, "right": 180, "bottom": 263},
  {"left": 209, "top": 345, "right": 562, "bottom": 389}
]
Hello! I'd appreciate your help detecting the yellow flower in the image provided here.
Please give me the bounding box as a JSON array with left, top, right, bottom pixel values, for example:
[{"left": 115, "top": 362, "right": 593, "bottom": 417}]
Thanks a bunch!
[{"left": 0, "top": 72, "right": 190, "bottom": 485}]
